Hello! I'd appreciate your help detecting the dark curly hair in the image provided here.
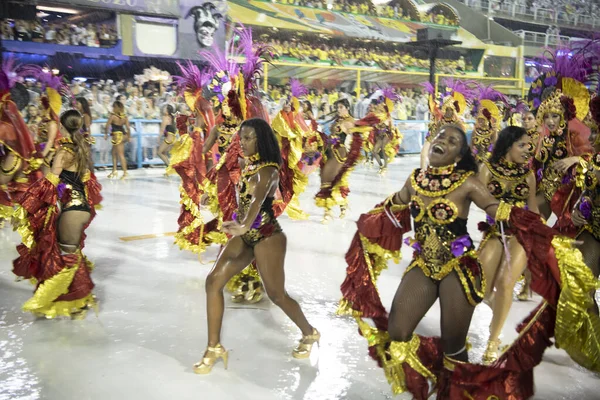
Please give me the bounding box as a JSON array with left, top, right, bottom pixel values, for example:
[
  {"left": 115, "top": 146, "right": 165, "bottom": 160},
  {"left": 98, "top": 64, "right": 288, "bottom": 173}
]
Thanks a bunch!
[
  {"left": 239, "top": 118, "right": 282, "bottom": 165},
  {"left": 490, "top": 126, "right": 528, "bottom": 164}
]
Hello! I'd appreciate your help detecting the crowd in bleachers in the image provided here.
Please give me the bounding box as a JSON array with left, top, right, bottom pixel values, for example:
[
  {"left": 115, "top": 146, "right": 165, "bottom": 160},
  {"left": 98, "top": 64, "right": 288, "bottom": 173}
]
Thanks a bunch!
[
  {"left": 261, "top": 35, "right": 472, "bottom": 75},
  {"left": 1, "top": 19, "right": 118, "bottom": 47}
]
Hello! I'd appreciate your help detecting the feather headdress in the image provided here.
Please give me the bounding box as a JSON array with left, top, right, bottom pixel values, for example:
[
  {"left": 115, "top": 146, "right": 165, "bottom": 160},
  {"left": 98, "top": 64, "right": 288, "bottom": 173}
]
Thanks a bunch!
[
  {"left": 173, "top": 61, "right": 211, "bottom": 111},
  {"left": 200, "top": 38, "right": 247, "bottom": 120},
  {"left": 470, "top": 84, "right": 507, "bottom": 127},
  {"left": 236, "top": 25, "right": 273, "bottom": 93},
  {"left": 18, "top": 65, "right": 71, "bottom": 116},
  {"left": 528, "top": 45, "right": 591, "bottom": 121}
]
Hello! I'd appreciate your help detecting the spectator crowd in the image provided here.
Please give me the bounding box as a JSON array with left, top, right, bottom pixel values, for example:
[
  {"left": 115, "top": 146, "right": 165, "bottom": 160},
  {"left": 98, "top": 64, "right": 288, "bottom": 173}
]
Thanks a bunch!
[
  {"left": 260, "top": 33, "right": 472, "bottom": 75},
  {"left": 264, "top": 0, "right": 459, "bottom": 25},
  {"left": 1, "top": 19, "right": 119, "bottom": 47}
]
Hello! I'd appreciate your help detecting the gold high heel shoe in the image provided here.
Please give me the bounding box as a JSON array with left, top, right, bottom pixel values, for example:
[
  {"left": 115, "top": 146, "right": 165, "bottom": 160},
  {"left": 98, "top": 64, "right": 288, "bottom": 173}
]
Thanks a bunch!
[
  {"left": 517, "top": 283, "right": 532, "bottom": 301},
  {"left": 193, "top": 344, "right": 229, "bottom": 374},
  {"left": 107, "top": 171, "right": 118, "bottom": 179},
  {"left": 321, "top": 211, "right": 332, "bottom": 224},
  {"left": 292, "top": 328, "right": 320, "bottom": 359},
  {"left": 482, "top": 338, "right": 501, "bottom": 365},
  {"left": 246, "top": 279, "right": 264, "bottom": 304},
  {"left": 120, "top": 172, "right": 128, "bottom": 180}
]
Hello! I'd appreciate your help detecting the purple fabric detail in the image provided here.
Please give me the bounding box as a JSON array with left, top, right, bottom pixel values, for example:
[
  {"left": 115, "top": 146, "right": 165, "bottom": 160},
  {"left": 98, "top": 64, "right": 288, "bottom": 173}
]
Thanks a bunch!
[
  {"left": 232, "top": 212, "right": 262, "bottom": 229},
  {"left": 215, "top": 153, "right": 221, "bottom": 162},
  {"left": 487, "top": 143, "right": 494, "bottom": 152},
  {"left": 486, "top": 215, "right": 495, "bottom": 225},
  {"left": 562, "top": 173, "right": 573, "bottom": 185},
  {"left": 39, "top": 142, "right": 46, "bottom": 151},
  {"left": 403, "top": 237, "right": 421, "bottom": 253},
  {"left": 57, "top": 182, "right": 66, "bottom": 198},
  {"left": 533, "top": 98, "right": 541, "bottom": 108},
  {"left": 536, "top": 168, "right": 543, "bottom": 181},
  {"left": 580, "top": 198, "right": 592, "bottom": 220},
  {"left": 451, "top": 235, "right": 472, "bottom": 257},
  {"left": 328, "top": 137, "right": 340, "bottom": 146}
]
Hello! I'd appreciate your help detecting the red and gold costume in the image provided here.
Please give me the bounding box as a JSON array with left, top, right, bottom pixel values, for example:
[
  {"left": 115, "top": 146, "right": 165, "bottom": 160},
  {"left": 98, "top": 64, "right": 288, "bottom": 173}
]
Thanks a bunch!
[
  {"left": 314, "top": 113, "right": 360, "bottom": 216},
  {"left": 421, "top": 79, "right": 472, "bottom": 142},
  {"left": 12, "top": 150, "right": 103, "bottom": 318},
  {"left": 0, "top": 60, "right": 40, "bottom": 222},
  {"left": 197, "top": 26, "right": 301, "bottom": 300},
  {"left": 338, "top": 171, "right": 600, "bottom": 398},
  {"left": 168, "top": 62, "right": 217, "bottom": 253},
  {"left": 469, "top": 84, "right": 505, "bottom": 163},
  {"left": 528, "top": 64, "right": 593, "bottom": 235},
  {"left": 271, "top": 79, "right": 313, "bottom": 220}
]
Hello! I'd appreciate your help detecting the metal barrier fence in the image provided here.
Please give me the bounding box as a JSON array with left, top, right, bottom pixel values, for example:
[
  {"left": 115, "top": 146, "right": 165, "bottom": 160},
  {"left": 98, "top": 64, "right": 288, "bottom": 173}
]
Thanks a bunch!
[{"left": 90, "top": 118, "right": 475, "bottom": 169}]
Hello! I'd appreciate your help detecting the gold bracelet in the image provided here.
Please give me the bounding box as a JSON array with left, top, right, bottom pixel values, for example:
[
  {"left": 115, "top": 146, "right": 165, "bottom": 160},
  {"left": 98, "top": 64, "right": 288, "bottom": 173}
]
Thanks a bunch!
[{"left": 0, "top": 155, "right": 22, "bottom": 175}]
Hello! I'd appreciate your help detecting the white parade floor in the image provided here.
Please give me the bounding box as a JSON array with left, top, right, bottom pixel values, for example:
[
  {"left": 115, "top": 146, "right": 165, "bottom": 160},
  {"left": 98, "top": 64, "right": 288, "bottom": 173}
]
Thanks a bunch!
[{"left": 1, "top": 156, "right": 599, "bottom": 400}]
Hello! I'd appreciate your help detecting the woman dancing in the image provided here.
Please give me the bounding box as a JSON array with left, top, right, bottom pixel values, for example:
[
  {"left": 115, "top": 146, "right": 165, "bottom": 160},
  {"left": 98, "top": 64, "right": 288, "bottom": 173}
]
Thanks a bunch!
[
  {"left": 315, "top": 98, "right": 357, "bottom": 223},
  {"left": 76, "top": 97, "right": 94, "bottom": 170},
  {"left": 361, "top": 89, "right": 402, "bottom": 174},
  {"left": 477, "top": 126, "right": 538, "bottom": 363},
  {"left": 339, "top": 124, "right": 600, "bottom": 398},
  {"left": 169, "top": 61, "right": 216, "bottom": 253},
  {"left": 194, "top": 118, "right": 318, "bottom": 373},
  {"left": 271, "top": 79, "right": 310, "bottom": 220},
  {"left": 13, "top": 109, "right": 102, "bottom": 319},
  {"left": 104, "top": 101, "right": 130, "bottom": 179},
  {"left": 157, "top": 104, "right": 177, "bottom": 171}
]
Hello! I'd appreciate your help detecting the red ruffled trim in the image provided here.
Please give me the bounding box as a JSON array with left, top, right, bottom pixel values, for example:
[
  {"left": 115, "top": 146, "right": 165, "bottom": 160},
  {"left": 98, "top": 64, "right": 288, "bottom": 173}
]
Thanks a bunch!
[
  {"left": 13, "top": 173, "right": 100, "bottom": 306},
  {"left": 340, "top": 206, "right": 411, "bottom": 327}
]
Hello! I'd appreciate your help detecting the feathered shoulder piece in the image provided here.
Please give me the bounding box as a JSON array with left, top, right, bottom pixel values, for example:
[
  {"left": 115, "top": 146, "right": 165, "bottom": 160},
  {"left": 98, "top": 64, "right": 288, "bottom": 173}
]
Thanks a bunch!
[
  {"left": 18, "top": 65, "right": 71, "bottom": 116},
  {"left": 174, "top": 61, "right": 211, "bottom": 111}
]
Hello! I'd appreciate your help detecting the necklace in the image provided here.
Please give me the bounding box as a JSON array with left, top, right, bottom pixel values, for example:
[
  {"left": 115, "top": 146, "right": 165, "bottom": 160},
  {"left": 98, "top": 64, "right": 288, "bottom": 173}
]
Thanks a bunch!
[
  {"left": 242, "top": 160, "right": 279, "bottom": 178},
  {"left": 488, "top": 157, "right": 529, "bottom": 181},
  {"left": 412, "top": 165, "right": 473, "bottom": 197}
]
